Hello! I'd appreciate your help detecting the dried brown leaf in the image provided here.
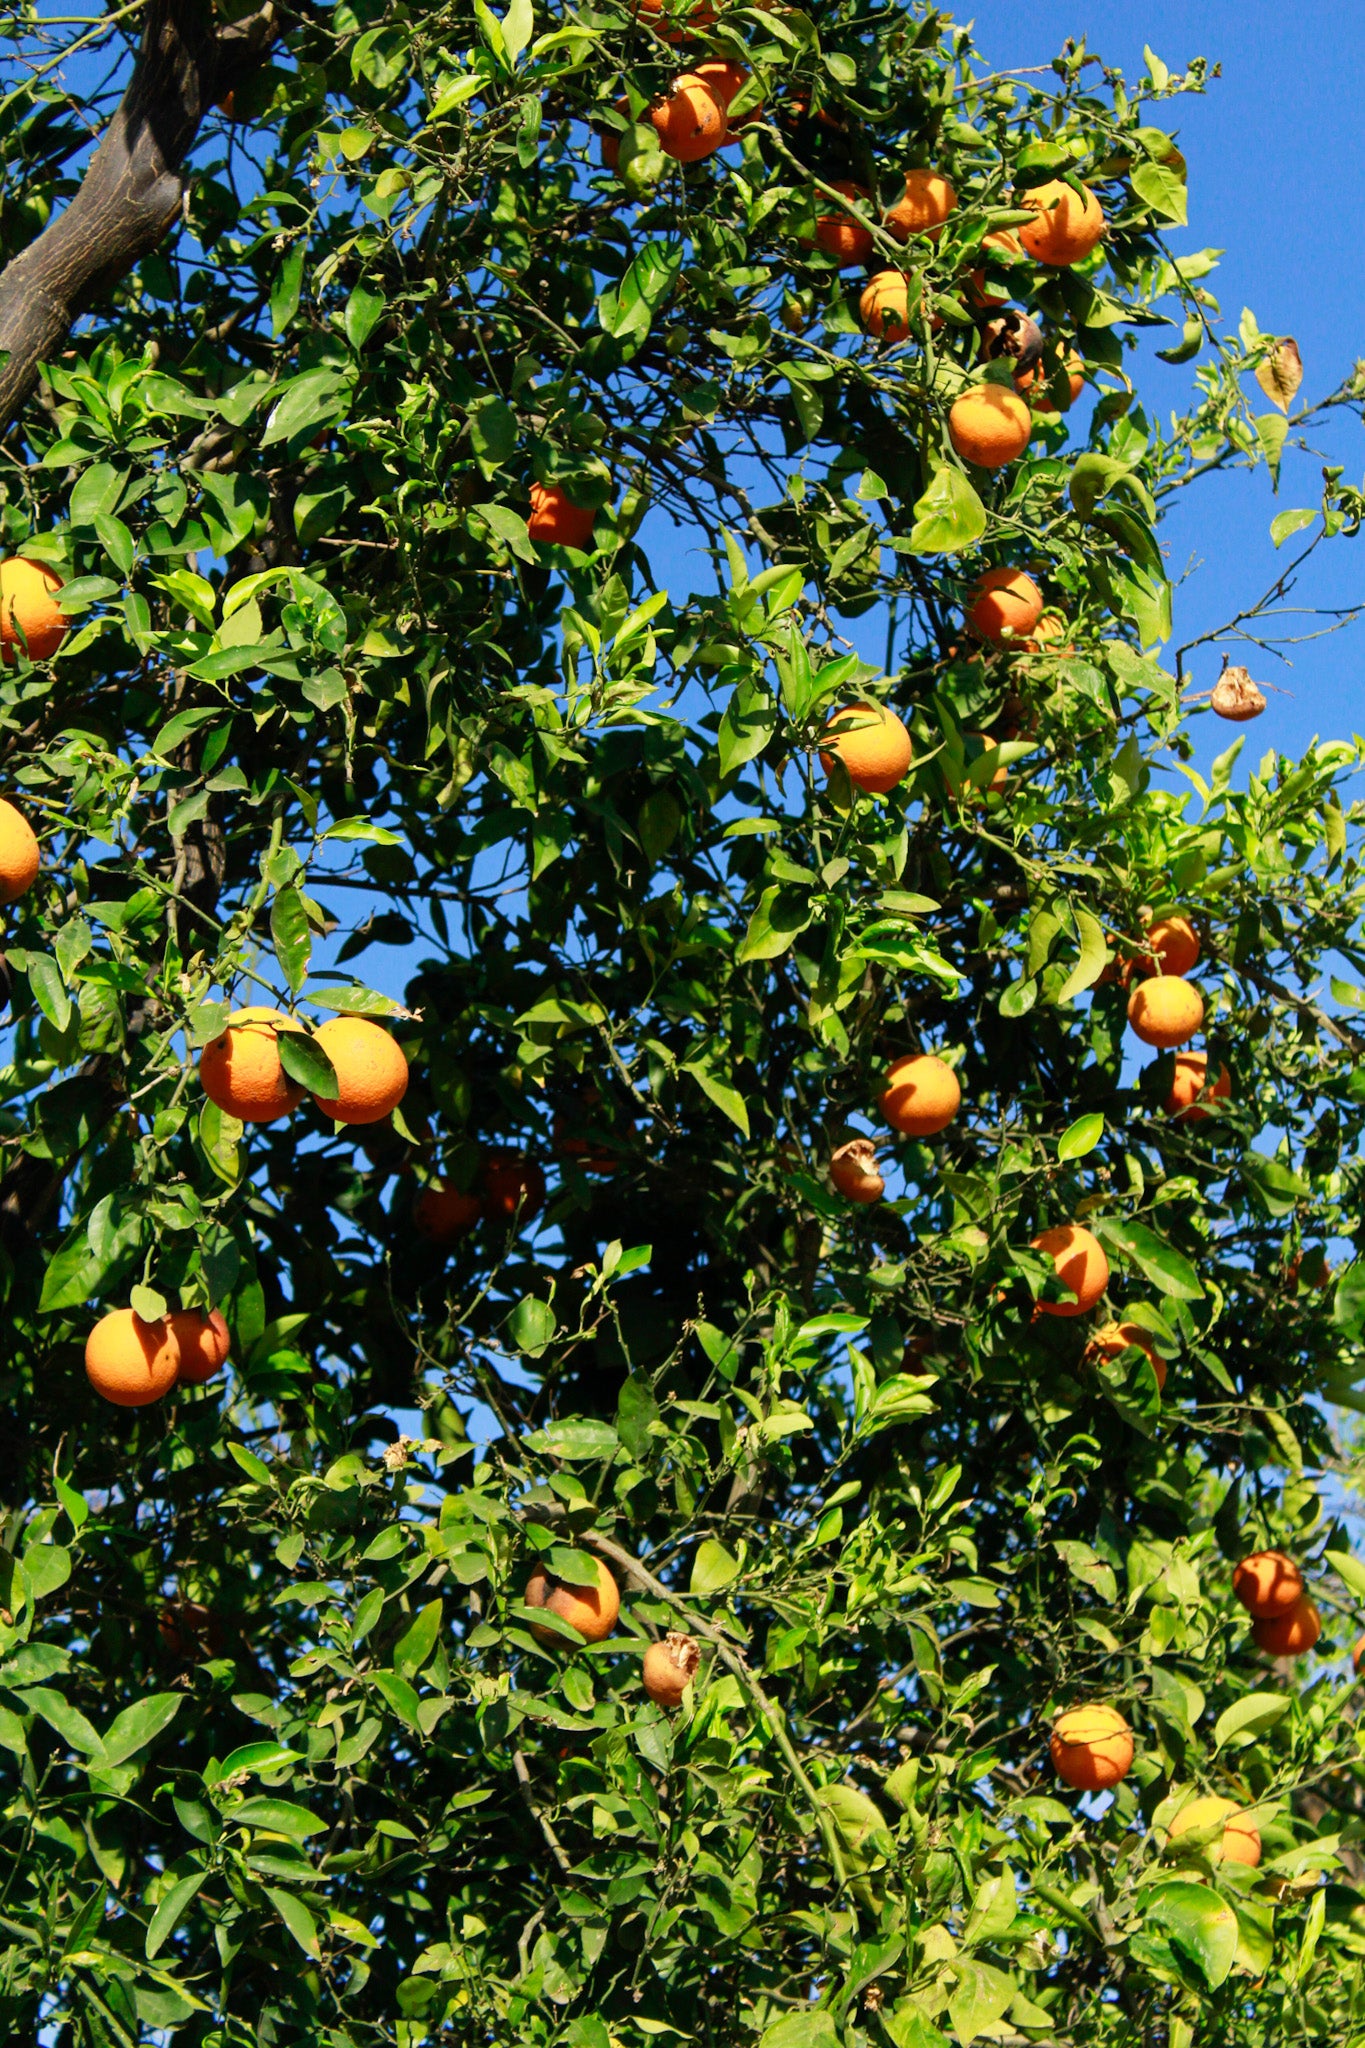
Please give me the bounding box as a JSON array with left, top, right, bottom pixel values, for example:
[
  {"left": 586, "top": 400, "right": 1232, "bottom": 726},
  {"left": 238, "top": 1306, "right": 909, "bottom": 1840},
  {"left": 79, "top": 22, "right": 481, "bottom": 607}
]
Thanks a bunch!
[{"left": 1255, "top": 338, "right": 1303, "bottom": 415}]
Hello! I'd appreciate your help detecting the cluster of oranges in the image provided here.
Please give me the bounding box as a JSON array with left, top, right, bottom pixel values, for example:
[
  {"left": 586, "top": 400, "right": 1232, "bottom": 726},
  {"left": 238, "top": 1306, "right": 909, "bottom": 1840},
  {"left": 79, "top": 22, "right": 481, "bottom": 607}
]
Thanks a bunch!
[
  {"left": 526, "top": 1553, "right": 700, "bottom": 1708},
  {"left": 199, "top": 1006, "right": 408, "bottom": 1127},
  {"left": 414, "top": 1156, "right": 547, "bottom": 1244},
  {"left": 85, "top": 1304, "right": 230, "bottom": 1408}
]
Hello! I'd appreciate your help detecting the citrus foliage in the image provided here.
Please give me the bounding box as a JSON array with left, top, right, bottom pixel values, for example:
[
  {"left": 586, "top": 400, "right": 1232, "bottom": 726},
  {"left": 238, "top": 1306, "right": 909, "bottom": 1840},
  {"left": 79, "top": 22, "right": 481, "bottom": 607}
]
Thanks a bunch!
[{"left": 4, "top": 3, "right": 1365, "bottom": 2045}]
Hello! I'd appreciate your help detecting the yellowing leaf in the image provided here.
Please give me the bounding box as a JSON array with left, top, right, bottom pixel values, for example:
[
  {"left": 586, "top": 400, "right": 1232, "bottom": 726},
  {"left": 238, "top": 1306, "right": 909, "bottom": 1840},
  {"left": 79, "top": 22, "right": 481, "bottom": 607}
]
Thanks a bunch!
[{"left": 1255, "top": 337, "right": 1303, "bottom": 413}]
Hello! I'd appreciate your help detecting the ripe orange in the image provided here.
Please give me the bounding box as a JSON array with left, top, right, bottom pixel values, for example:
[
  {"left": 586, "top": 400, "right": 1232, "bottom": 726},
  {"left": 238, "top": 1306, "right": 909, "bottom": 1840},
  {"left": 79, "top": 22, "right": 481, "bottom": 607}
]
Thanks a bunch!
[
  {"left": 692, "top": 60, "right": 758, "bottom": 126},
  {"left": 886, "top": 168, "right": 956, "bottom": 240},
  {"left": 859, "top": 270, "right": 913, "bottom": 341},
  {"left": 820, "top": 700, "right": 912, "bottom": 795},
  {"left": 963, "top": 228, "right": 1023, "bottom": 307},
  {"left": 880, "top": 1053, "right": 960, "bottom": 1138},
  {"left": 525, "top": 1558, "right": 620, "bottom": 1645},
  {"left": 635, "top": 0, "right": 717, "bottom": 39},
  {"left": 85, "top": 1308, "right": 181, "bottom": 1408},
  {"left": 414, "top": 1182, "right": 483, "bottom": 1246},
  {"left": 1050, "top": 1704, "right": 1133, "bottom": 1791},
  {"left": 1031, "top": 1224, "right": 1108, "bottom": 1318},
  {"left": 0, "top": 557, "right": 67, "bottom": 664},
  {"left": 528, "top": 483, "right": 597, "bottom": 549},
  {"left": 1127, "top": 975, "right": 1203, "bottom": 1049},
  {"left": 484, "top": 1153, "right": 546, "bottom": 1225},
  {"left": 643, "top": 1630, "right": 700, "bottom": 1706},
  {"left": 1021, "top": 613, "right": 1073, "bottom": 655},
  {"left": 1018, "top": 180, "right": 1105, "bottom": 266},
  {"left": 1167, "top": 1796, "right": 1261, "bottom": 1868},
  {"left": 965, "top": 567, "right": 1043, "bottom": 646},
  {"left": 169, "top": 1309, "right": 231, "bottom": 1386},
  {"left": 0, "top": 798, "right": 41, "bottom": 903},
  {"left": 829, "top": 1138, "right": 884, "bottom": 1204},
  {"left": 1141, "top": 914, "right": 1200, "bottom": 977},
  {"left": 966, "top": 734, "right": 1008, "bottom": 798},
  {"left": 1252, "top": 1595, "right": 1320, "bottom": 1656},
  {"left": 650, "top": 72, "right": 727, "bottom": 162},
  {"left": 1016, "top": 351, "right": 1086, "bottom": 409},
  {"left": 814, "top": 182, "right": 874, "bottom": 267},
  {"left": 1233, "top": 1550, "right": 1303, "bottom": 1620},
  {"left": 312, "top": 1016, "right": 409, "bottom": 1125},
  {"left": 1354, "top": 1632, "right": 1365, "bottom": 1675},
  {"left": 1165, "top": 1052, "right": 1230, "bottom": 1122},
  {"left": 1086, "top": 1319, "right": 1166, "bottom": 1393},
  {"left": 948, "top": 386, "right": 1031, "bottom": 469},
  {"left": 199, "top": 1007, "right": 307, "bottom": 1124}
]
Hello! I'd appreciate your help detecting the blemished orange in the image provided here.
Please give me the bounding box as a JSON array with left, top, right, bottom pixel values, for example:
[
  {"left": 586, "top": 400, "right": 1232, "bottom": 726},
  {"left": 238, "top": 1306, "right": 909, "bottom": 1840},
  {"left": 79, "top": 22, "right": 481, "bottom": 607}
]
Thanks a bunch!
[
  {"left": 948, "top": 386, "right": 1031, "bottom": 469},
  {"left": 169, "top": 1309, "right": 231, "bottom": 1386},
  {"left": 1167, "top": 1796, "right": 1261, "bottom": 1868},
  {"left": 886, "top": 168, "right": 956, "bottom": 240},
  {"left": 0, "top": 798, "right": 41, "bottom": 903},
  {"left": 1018, "top": 180, "right": 1105, "bottom": 266},
  {"left": 814, "top": 182, "right": 874, "bottom": 266},
  {"left": 1253, "top": 1595, "right": 1320, "bottom": 1656},
  {"left": 312, "top": 1016, "right": 409, "bottom": 1125},
  {"left": 528, "top": 483, "right": 597, "bottom": 549},
  {"left": 1032, "top": 1224, "right": 1108, "bottom": 1318},
  {"left": 1050, "top": 1705, "right": 1133, "bottom": 1791},
  {"left": 966, "top": 567, "right": 1043, "bottom": 645},
  {"left": 484, "top": 1153, "right": 546, "bottom": 1224},
  {"left": 525, "top": 1558, "right": 620, "bottom": 1644},
  {"left": 414, "top": 1182, "right": 483, "bottom": 1246},
  {"left": 1086, "top": 1319, "right": 1166, "bottom": 1393},
  {"left": 859, "top": 271, "right": 913, "bottom": 341},
  {"left": 1142, "top": 914, "right": 1200, "bottom": 977},
  {"left": 0, "top": 557, "right": 67, "bottom": 663},
  {"left": 829, "top": 1138, "right": 884, "bottom": 1204},
  {"left": 199, "top": 1007, "right": 307, "bottom": 1124},
  {"left": 880, "top": 1053, "right": 960, "bottom": 1138},
  {"left": 643, "top": 1631, "right": 700, "bottom": 1706},
  {"left": 85, "top": 1308, "right": 181, "bottom": 1408},
  {"left": 1127, "top": 975, "right": 1203, "bottom": 1049},
  {"left": 650, "top": 72, "right": 727, "bottom": 162},
  {"left": 692, "top": 59, "right": 758, "bottom": 125},
  {"left": 1233, "top": 1549, "right": 1303, "bottom": 1620},
  {"left": 820, "top": 700, "right": 912, "bottom": 795},
  {"left": 1166, "top": 1052, "right": 1230, "bottom": 1122}
]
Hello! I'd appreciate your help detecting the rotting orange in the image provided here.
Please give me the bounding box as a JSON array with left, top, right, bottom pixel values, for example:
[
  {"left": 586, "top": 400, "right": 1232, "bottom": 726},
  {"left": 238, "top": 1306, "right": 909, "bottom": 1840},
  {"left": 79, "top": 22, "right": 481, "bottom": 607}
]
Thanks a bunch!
[
  {"left": 965, "top": 567, "right": 1044, "bottom": 646},
  {"left": 1018, "top": 179, "right": 1105, "bottom": 266},
  {"left": 948, "top": 386, "right": 1031, "bottom": 469},
  {"left": 483, "top": 1153, "right": 546, "bottom": 1225},
  {"left": 1086, "top": 1319, "right": 1166, "bottom": 1393},
  {"left": 528, "top": 483, "right": 598, "bottom": 549},
  {"left": 643, "top": 1631, "right": 700, "bottom": 1707},
  {"left": 814, "top": 181, "right": 874, "bottom": 267},
  {"left": 85, "top": 1308, "right": 181, "bottom": 1408},
  {"left": 880, "top": 1053, "right": 960, "bottom": 1138},
  {"left": 0, "top": 798, "right": 41, "bottom": 904},
  {"left": 829, "top": 1138, "right": 884, "bottom": 1204},
  {"left": 312, "top": 1016, "right": 410, "bottom": 1125},
  {"left": 1031, "top": 1224, "right": 1109, "bottom": 1318},
  {"left": 859, "top": 270, "right": 913, "bottom": 341},
  {"left": 1127, "top": 975, "right": 1204, "bottom": 1049},
  {"left": 1233, "top": 1550, "right": 1303, "bottom": 1620},
  {"left": 0, "top": 557, "right": 67, "bottom": 664},
  {"left": 1165, "top": 1052, "right": 1231, "bottom": 1122},
  {"left": 819, "top": 700, "right": 912, "bottom": 795},
  {"left": 1253, "top": 1594, "right": 1320, "bottom": 1656},
  {"left": 650, "top": 72, "right": 727, "bottom": 162},
  {"left": 1167, "top": 1796, "right": 1261, "bottom": 1868},
  {"left": 1050, "top": 1704, "right": 1133, "bottom": 1791},
  {"left": 414, "top": 1182, "right": 483, "bottom": 1247},
  {"left": 199, "top": 1007, "right": 307, "bottom": 1124},
  {"left": 886, "top": 167, "right": 956, "bottom": 241},
  {"left": 525, "top": 1557, "right": 621, "bottom": 1645},
  {"left": 169, "top": 1309, "right": 231, "bottom": 1387}
]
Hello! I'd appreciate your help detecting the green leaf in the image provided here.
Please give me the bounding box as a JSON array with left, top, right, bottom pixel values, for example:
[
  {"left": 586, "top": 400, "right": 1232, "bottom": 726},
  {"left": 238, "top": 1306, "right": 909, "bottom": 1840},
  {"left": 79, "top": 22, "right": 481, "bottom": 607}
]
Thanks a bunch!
[
  {"left": 467, "top": 392, "right": 517, "bottom": 469},
  {"left": 27, "top": 953, "right": 71, "bottom": 1033},
  {"left": 227, "top": 1442, "right": 273, "bottom": 1486},
  {"left": 130, "top": 1282, "right": 167, "bottom": 1324},
  {"left": 735, "top": 885, "right": 812, "bottom": 965},
  {"left": 908, "top": 466, "right": 987, "bottom": 555},
  {"left": 718, "top": 678, "right": 778, "bottom": 778},
  {"left": 947, "top": 1958, "right": 1015, "bottom": 2045},
  {"left": 270, "top": 244, "right": 305, "bottom": 336},
  {"left": 1145, "top": 1881, "right": 1238, "bottom": 1988},
  {"left": 344, "top": 284, "right": 385, "bottom": 351},
  {"left": 270, "top": 888, "right": 312, "bottom": 997},
  {"left": 394, "top": 1599, "right": 444, "bottom": 1678},
  {"left": 1054, "top": 907, "right": 1110, "bottom": 1004},
  {"left": 760, "top": 2017, "right": 839, "bottom": 2048},
  {"left": 220, "top": 1741, "right": 304, "bottom": 1778},
  {"left": 524, "top": 1417, "right": 620, "bottom": 1462},
  {"left": 1270, "top": 507, "right": 1315, "bottom": 548},
  {"left": 598, "top": 240, "right": 681, "bottom": 344},
  {"left": 14, "top": 1687, "right": 105, "bottom": 1758},
  {"left": 145, "top": 1873, "right": 206, "bottom": 1959},
  {"left": 682, "top": 1061, "right": 751, "bottom": 1137},
  {"left": 1255, "top": 412, "right": 1288, "bottom": 484},
  {"left": 1058, "top": 1113, "right": 1104, "bottom": 1161},
  {"left": 266, "top": 1886, "right": 321, "bottom": 1957},
  {"left": 277, "top": 1028, "right": 338, "bottom": 1098},
  {"left": 1131, "top": 159, "right": 1187, "bottom": 224},
  {"left": 507, "top": 1295, "right": 556, "bottom": 1357},
  {"left": 1097, "top": 1219, "right": 1203, "bottom": 1300},
  {"left": 261, "top": 368, "right": 353, "bottom": 448},
  {"left": 229, "top": 1797, "right": 326, "bottom": 1838},
  {"left": 691, "top": 1538, "right": 740, "bottom": 1594},
  {"left": 104, "top": 1693, "right": 182, "bottom": 1767},
  {"left": 1327, "top": 1548, "right": 1365, "bottom": 1601},
  {"left": 371, "top": 1670, "right": 423, "bottom": 1728},
  {"left": 1212, "top": 1692, "right": 1291, "bottom": 1750}
]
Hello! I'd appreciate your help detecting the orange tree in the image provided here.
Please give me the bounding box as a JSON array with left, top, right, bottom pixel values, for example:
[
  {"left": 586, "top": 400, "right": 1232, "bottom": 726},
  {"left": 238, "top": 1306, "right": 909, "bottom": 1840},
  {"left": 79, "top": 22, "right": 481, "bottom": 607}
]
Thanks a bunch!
[{"left": 6, "top": 2, "right": 1365, "bottom": 2042}]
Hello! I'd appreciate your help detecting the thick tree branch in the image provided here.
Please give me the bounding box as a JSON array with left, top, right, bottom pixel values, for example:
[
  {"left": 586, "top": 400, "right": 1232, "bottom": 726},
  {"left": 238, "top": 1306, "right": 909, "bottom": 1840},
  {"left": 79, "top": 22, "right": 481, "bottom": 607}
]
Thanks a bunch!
[{"left": 0, "top": 0, "right": 280, "bottom": 435}]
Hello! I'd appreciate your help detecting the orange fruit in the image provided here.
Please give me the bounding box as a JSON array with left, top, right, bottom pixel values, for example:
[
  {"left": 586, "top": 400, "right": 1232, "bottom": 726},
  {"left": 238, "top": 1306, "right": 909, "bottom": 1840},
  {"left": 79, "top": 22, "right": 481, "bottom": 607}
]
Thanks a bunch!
[
  {"left": 1018, "top": 180, "right": 1105, "bottom": 266},
  {"left": 1021, "top": 613, "right": 1073, "bottom": 654},
  {"left": 819, "top": 701, "right": 912, "bottom": 795},
  {"left": 169, "top": 1309, "right": 231, "bottom": 1386},
  {"left": 199, "top": 1007, "right": 307, "bottom": 1124},
  {"left": 1086, "top": 1319, "right": 1166, "bottom": 1393},
  {"left": 0, "top": 558, "right": 67, "bottom": 664},
  {"left": 1141, "top": 914, "right": 1200, "bottom": 977},
  {"left": 312, "top": 1016, "right": 409, "bottom": 1125},
  {"left": 963, "top": 228, "right": 1023, "bottom": 307},
  {"left": 829, "top": 1138, "right": 884, "bottom": 1204},
  {"left": 1233, "top": 1550, "right": 1303, "bottom": 1620},
  {"left": 158, "top": 1598, "right": 226, "bottom": 1661},
  {"left": 528, "top": 483, "right": 597, "bottom": 548},
  {"left": 635, "top": 0, "right": 718, "bottom": 39},
  {"left": 859, "top": 270, "right": 914, "bottom": 341},
  {"left": 1165, "top": 1052, "right": 1230, "bottom": 1122},
  {"left": 85, "top": 1308, "right": 181, "bottom": 1408},
  {"left": 948, "top": 386, "right": 1031, "bottom": 469},
  {"left": 1127, "top": 975, "right": 1204, "bottom": 1049},
  {"left": 814, "top": 182, "right": 874, "bottom": 267},
  {"left": 525, "top": 1558, "right": 620, "bottom": 1645},
  {"left": 886, "top": 167, "right": 956, "bottom": 241},
  {"left": 650, "top": 72, "right": 727, "bottom": 162},
  {"left": 0, "top": 798, "right": 41, "bottom": 903},
  {"left": 643, "top": 1630, "right": 700, "bottom": 1706},
  {"left": 965, "top": 734, "right": 1008, "bottom": 798},
  {"left": 1016, "top": 350, "right": 1086, "bottom": 409},
  {"left": 483, "top": 1153, "right": 546, "bottom": 1225},
  {"left": 1253, "top": 1594, "right": 1320, "bottom": 1656},
  {"left": 966, "top": 567, "right": 1043, "bottom": 646},
  {"left": 1167, "top": 1795, "right": 1261, "bottom": 1868},
  {"left": 692, "top": 60, "right": 758, "bottom": 126},
  {"left": 1031, "top": 1224, "right": 1108, "bottom": 1318},
  {"left": 414, "top": 1182, "right": 483, "bottom": 1246},
  {"left": 1050, "top": 1704, "right": 1133, "bottom": 1791},
  {"left": 880, "top": 1054, "right": 960, "bottom": 1138},
  {"left": 1354, "top": 1632, "right": 1365, "bottom": 1675}
]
